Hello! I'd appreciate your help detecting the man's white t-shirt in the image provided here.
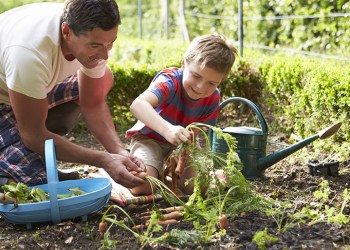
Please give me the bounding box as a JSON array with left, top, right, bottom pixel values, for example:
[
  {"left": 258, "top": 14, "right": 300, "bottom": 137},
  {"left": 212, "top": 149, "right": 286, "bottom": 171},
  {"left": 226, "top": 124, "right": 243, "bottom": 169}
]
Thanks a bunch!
[{"left": 0, "top": 3, "right": 107, "bottom": 105}]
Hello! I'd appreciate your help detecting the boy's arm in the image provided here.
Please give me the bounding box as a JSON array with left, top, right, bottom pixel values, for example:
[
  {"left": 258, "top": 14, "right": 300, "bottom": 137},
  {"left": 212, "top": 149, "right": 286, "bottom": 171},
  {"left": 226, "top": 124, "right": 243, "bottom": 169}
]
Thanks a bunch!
[{"left": 130, "top": 91, "right": 191, "bottom": 145}]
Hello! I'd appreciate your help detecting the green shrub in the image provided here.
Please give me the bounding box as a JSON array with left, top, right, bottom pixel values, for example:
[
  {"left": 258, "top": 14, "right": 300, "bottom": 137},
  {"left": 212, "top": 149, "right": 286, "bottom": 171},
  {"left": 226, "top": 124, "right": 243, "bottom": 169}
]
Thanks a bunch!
[
  {"left": 258, "top": 55, "right": 350, "bottom": 146},
  {"left": 108, "top": 39, "right": 350, "bottom": 154}
]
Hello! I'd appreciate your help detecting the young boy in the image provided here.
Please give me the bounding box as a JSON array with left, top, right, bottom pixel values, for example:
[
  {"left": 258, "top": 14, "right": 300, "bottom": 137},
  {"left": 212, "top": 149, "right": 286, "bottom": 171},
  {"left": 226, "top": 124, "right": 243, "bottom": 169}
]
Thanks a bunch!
[{"left": 126, "top": 34, "right": 237, "bottom": 195}]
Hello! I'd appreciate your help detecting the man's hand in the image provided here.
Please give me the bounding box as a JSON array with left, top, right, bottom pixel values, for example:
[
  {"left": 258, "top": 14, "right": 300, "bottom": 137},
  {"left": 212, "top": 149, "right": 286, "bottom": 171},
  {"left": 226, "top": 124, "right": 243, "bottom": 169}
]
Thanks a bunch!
[
  {"left": 101, "top": 153, "right": 146, "bottom": 188},
  {"left": 116, "top": 149, "right": 146, "bottom": 172}
]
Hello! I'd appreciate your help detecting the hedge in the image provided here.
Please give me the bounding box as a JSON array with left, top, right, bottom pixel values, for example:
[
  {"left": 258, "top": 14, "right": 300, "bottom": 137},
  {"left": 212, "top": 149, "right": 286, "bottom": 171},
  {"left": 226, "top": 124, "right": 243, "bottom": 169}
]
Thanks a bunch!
[
  {"left": 258, "top": 55, "right": 349, "bottom": 143},
  {"left": 106, "top": 38, "right": 350, "bottom": 157}
]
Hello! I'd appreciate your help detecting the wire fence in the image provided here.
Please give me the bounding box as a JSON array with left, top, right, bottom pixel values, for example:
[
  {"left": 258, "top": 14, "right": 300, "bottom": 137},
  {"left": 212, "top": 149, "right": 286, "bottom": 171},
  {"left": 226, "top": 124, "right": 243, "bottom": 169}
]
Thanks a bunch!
[
  {"left": 121, "top": 1, "right": 350, "bottom": 62},
  {"left": 185, "top": 11, "right": 350, "bottom": 61}
]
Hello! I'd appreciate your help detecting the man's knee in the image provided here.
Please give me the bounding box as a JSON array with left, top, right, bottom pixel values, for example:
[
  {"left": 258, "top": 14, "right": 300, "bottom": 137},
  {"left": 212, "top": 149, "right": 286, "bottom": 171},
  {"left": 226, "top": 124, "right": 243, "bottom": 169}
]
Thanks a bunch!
[{"left": 46, "top": 101, "right": 81, "bottom": 135}]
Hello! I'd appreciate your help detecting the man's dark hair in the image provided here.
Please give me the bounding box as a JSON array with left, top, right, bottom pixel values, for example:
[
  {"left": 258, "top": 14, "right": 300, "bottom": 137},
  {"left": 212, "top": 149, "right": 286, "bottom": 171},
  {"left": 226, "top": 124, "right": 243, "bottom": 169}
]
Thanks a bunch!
[{"left": 60, "top": 0, "right": 121, "bottom": 36}]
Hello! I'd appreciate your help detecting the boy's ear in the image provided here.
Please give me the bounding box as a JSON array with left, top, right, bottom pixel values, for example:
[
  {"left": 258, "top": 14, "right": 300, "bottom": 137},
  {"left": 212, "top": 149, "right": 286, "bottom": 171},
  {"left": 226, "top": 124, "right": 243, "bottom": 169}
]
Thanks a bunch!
[{"left": 181, "top": 58, "right": 185, "bottom": 69}]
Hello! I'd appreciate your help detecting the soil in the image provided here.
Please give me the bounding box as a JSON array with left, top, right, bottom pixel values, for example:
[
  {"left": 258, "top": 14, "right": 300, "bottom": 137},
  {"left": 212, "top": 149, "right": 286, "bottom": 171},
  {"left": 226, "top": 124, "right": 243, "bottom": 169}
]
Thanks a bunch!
[{"left": 0, "top": 130, "right": 349, "bottom": 250}]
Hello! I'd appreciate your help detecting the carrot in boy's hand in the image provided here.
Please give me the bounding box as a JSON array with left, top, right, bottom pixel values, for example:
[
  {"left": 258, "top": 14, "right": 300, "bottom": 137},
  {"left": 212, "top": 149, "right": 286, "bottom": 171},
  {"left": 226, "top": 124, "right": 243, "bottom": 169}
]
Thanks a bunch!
[
  {"left": 175, "top": 146, "right": 190, "bottom": 175},
  {"left": 163, "top": 156, "right": 176, "bottom": 180}
]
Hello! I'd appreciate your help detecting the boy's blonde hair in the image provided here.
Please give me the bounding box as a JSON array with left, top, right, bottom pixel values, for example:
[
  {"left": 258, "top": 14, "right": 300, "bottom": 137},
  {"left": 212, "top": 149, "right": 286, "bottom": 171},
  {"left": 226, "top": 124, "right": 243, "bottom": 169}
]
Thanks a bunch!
[{"left": 184, "top": 34, "right": 237, "bottom": 78}]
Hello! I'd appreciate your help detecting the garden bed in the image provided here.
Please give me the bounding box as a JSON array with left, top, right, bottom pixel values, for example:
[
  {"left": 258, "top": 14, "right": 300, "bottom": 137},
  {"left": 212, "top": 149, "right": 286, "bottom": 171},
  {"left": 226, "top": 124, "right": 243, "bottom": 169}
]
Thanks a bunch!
[{"left": 0, "top": 131, "right": 349, "bottom": 250}]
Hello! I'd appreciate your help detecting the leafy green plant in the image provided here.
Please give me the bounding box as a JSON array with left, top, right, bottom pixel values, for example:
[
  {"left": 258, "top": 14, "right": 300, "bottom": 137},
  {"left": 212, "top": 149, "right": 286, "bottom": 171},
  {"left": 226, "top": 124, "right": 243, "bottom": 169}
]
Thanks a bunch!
[
  {"left": 151, "top": 229, "right": 201, "bottom": 247},
  {"left": 99, "top": 231, "right": 117, "bottom": 250},
  {"left": 1, "top": 182, "right": 87, "bottom": 207},
  {"left": 81, "top": 223, "right": 97, "bottom": 241},
  {"left": 313, "top": 180, "right": 331, "bottom": 202},
  {"left": 98, "top": 123, "right": 273, "bottom": 248},
  {"left": 265, "top": 202, "right": 296, "bottom": 233},
  {"left": 33, "top": 230, "right": 42, "bottom": 241},
  {"left": 252, "top": 227, "right": 278, "bottom": 250},
  {"left": 290, "top": 181, "right": 350, "bottom": 226}
]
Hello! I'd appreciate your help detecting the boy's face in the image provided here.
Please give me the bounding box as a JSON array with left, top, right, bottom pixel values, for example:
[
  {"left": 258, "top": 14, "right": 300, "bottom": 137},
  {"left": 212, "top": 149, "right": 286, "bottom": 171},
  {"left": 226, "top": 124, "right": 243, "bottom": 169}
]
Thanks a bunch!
[{"left": 182, "top": 60, "right": 225, "bottom": 100}]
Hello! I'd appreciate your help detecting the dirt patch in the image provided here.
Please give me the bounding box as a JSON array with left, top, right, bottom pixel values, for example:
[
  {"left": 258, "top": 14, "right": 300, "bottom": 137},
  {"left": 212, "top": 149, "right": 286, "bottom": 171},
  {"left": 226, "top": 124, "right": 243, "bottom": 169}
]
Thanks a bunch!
[{"left": 0, "top": 131, "right": 349, "bottom": 250}]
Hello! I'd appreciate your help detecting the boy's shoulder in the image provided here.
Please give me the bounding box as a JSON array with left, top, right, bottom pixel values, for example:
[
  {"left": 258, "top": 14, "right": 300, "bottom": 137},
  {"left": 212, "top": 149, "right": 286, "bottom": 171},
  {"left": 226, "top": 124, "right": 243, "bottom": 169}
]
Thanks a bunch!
[{"left": 160, "top": 67, "right": 181, "bottom": 75}]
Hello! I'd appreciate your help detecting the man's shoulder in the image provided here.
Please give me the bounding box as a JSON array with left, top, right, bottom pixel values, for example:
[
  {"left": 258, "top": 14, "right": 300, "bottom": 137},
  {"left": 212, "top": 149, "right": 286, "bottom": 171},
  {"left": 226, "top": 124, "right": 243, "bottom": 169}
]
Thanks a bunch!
[
  {"left": 14, "top": 2, "right": 63, "bottom": 10},
  {"left": 1, "top": 2, "right": 62, "bottom": 16},
  {"left": 0, "top": 2, "right": 63, "bottom": 51}
]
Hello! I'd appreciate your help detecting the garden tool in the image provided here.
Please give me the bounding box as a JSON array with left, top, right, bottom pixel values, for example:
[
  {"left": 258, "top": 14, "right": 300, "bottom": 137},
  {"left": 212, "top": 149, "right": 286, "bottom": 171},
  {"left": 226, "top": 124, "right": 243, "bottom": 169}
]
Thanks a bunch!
[{"left": 210, "top": 97, "right": 342, "bottom": 180}]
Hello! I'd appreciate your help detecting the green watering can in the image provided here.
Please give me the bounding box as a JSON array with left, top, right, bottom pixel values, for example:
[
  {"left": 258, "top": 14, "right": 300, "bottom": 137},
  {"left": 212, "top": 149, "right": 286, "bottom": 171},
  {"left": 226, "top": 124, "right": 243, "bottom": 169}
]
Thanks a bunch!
[{"left": 210, "top": 97, "right": 342, "bottom": 180}]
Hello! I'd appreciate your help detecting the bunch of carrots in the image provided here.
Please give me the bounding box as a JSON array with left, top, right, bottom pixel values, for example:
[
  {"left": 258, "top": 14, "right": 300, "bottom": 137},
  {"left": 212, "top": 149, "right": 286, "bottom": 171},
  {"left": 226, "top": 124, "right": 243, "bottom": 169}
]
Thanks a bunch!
[{"left": 98, "top": 125, "right": 230, "bottom": 238}]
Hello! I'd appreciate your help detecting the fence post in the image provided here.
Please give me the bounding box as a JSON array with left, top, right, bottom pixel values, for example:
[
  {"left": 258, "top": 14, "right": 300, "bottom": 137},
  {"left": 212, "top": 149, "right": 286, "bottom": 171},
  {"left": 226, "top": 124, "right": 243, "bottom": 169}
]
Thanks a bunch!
[
  {"left": 138, "top": 0, "right": 143, "bottom": 39},
  {"left": 163, "top": 0, "right": 170, "bottom": 39},
  {"left": 179, "top": 0, "right": 190, "bottom": 42},
  {"left": 238, "top": 0, "right": 243, "bottom": 56}
]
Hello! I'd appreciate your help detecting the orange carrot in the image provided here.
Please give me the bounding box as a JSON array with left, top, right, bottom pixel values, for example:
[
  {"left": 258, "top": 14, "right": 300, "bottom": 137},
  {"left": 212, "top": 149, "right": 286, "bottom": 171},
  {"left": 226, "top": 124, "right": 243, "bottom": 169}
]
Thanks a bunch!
[
  {"left": 99, "top": 221, "right": 108, "bottom": 236},
  {"left": 162, "top": 156, "right": 176, "bottom": 180},
  {"left": 219, "top": 214, "right": 228, "bottom": 230},
  {"left": 132, "top": 219, "right": 179, "bottom": 230},
  {"left": 161, "top": 211, "right": 183, "bottom": 221},
  {"left": 175, "top": 147, "right": 189, "bottom": 175},
  {"left": 139, "top": 206, "right": 184, "bottom": 216},
  {"left": 160, "top": 206, "right": 185, "bottom": 213},
  {"left": 141, "top": 210, "right": 183, "bottom": 221},
  {"left": 134, "top": 171, "right": 148, "bottom": 180},
  {"left": 171, "top": 158, "right": 178, "bottom": 192}
]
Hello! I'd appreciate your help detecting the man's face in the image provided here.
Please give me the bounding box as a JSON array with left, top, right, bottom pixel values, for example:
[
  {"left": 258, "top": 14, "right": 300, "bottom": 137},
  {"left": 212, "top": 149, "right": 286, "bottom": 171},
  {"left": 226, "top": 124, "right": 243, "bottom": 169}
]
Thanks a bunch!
[
  {"left": 61, "top": 23, "right": 118, "bottom": 68},
  {"left": 182, "top": 60, "right": 225, "bottom": 100}
]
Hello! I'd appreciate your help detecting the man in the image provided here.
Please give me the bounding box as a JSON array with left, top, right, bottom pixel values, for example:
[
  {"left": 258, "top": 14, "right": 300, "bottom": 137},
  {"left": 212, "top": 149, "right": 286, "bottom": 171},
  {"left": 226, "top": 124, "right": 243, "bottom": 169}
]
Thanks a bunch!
[{"left": 0, "top": 0, "right": 145, "bottom": 188}]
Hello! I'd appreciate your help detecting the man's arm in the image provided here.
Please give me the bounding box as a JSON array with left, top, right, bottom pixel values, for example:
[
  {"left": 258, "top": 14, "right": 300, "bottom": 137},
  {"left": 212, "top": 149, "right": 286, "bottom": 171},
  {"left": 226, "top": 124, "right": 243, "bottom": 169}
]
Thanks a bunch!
[
  {"left": 77, "top": 67, "right": 127, "bottom": 155},
  {"left": 8, "top": 89, "right": 145, "bottom": 188}
]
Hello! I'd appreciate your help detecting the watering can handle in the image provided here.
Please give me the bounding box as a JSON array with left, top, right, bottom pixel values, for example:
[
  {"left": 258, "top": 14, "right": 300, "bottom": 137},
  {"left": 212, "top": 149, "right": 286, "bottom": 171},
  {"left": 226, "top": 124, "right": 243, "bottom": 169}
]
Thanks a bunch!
[{"left": 219, "top": 97, "right": 268, "bottom": 134}]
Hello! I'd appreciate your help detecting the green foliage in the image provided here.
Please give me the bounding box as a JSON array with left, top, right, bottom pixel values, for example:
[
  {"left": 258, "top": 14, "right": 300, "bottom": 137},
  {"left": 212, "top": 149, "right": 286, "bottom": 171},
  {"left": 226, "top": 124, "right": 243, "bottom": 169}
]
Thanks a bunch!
[
  {"left": 107, "top": 38, "right": 349, "bottom": 159},
  {"left": 1, "top": 182, "right": 86, "bottom": 205},
  {"left": 252, "top": 228, "right": 279, "bottom": 250},
  {"left": 112, "top": 37, "right": 185, "bottom": 65},
  {"left": 2, "top": 182, "right": 31, "bottom": 204},
  {"left": 152, "top": 229, "right": 201, "bottom": 247},
  {"left": 3, "top": 0, "right": 350, "bottom": 56},
  {"left": 115, "top": 0, "right": 350, "bottom": 56},
  {"left": 278, "top": 180, "right": 350, "bottom": 226},
  {"left": 258, "top": 54, "right": 350, "bottom": 154},
  {"left": 99, "top": 123, "right": 273, "bottom": 247},
  {"left": 99, "top": 231, "right": 117, "bottom": 250},
  {"left": 107, "top": 61, "right": 165, "bottom": 134},
  {"left": 313, "top": 180, "right": 331, "bottom": 202},
  {"left": 221, "top": 58, "right": 265, "bottom": 102},
  {"left": 255, "top": 0, "right": 350, "bottom": 55}
]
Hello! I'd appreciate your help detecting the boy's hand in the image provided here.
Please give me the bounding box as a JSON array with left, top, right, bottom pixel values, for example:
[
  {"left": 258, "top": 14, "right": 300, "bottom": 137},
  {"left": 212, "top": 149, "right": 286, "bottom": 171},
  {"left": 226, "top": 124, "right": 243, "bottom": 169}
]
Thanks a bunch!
[{"left": 164, "top": 125, "right": 192, "bottom": 146}]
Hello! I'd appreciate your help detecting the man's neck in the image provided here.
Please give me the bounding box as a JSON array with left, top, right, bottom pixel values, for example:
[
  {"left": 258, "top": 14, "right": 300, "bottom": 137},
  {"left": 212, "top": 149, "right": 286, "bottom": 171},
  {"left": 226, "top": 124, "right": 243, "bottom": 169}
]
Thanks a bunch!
[{"left": 60, "top": 33, "right": 75, "bottom": 61}]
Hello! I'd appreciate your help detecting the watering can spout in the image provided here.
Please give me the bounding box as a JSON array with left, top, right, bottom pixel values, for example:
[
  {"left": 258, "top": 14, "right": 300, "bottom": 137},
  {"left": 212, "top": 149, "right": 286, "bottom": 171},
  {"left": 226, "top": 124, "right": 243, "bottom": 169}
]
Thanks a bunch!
[{"left": 257, "top": 122, "right": 342, "bottom": 171}]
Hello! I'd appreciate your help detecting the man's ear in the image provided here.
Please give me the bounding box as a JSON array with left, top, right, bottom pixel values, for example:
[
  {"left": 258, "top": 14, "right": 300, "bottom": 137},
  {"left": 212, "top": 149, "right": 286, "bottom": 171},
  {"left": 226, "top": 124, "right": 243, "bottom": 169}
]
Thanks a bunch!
[{"left": 61, "top": 22, "right": 71, "bottom": 40}]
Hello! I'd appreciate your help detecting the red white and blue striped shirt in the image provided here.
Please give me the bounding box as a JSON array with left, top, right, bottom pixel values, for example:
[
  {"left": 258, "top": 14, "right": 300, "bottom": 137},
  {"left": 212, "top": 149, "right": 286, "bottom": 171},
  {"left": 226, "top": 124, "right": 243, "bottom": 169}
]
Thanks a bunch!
[{"left": 126, "top": 67, "right": 220, "bottom": 143}]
